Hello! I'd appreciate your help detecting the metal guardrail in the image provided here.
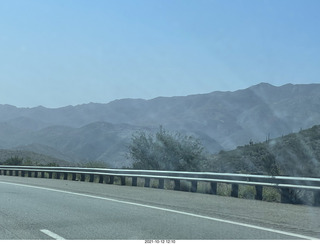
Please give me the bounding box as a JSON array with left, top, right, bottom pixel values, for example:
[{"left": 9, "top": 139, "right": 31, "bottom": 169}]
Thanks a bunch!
[{"left": 1, "top": 165, "right": 320, "bottom": 206}]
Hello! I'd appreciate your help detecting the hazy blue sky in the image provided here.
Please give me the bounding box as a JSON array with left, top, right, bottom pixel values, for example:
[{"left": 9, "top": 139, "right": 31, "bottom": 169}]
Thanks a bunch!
[{"left": 1, "top": 0, "right": 319, "bottom": 108}]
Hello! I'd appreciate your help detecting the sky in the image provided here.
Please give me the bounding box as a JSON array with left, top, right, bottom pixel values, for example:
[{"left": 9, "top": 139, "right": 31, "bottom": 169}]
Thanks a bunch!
[{"left": 0, "top": 0, "right": 320, "bottom": 108}]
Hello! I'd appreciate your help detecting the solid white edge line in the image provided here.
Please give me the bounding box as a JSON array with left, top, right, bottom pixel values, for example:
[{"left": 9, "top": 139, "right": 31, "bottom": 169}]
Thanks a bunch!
[
  {"left": 40, "top": 229, "right": 66, "bottom": 240},
  {"left": 1, "top": 181, "right": 318, "bottom": 240}
]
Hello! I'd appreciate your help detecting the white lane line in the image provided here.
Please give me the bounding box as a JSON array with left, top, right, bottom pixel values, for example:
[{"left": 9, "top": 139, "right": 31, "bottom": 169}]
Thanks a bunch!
[
  {"left": 1, "top": 181, "right": 318, "bottom": 240},
  {"left": 40, "top": 229, "right": 66, "bottom": 240}
]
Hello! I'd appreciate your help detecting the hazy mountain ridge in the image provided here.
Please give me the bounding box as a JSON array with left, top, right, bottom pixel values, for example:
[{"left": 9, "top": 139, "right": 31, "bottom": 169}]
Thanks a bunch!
[{"left": 0, "top": 82, "right": 319, "bottom": 167}]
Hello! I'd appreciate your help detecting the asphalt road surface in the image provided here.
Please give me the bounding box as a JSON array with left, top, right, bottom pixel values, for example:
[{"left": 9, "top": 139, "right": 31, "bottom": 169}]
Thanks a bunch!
[{"left": 0, "top": 175, "right": 319, "bottom": 240}]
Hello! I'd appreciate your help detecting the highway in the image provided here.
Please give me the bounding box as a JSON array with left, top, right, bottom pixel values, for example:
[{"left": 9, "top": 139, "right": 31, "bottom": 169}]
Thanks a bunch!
[{"left": 0, "top": 175, "right": 319, "bottom": 240}]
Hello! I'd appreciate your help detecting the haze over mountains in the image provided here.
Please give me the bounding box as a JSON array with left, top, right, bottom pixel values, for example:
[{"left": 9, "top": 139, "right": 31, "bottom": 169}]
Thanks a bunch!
[{"left": 1, "top": 82, "right": 319, "bottom": 167}]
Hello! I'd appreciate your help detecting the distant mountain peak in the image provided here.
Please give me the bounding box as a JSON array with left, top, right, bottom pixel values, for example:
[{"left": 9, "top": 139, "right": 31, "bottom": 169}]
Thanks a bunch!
[
  {"left": 257, "top": 82, "right": 274, "bottom": 86},
  {"left": 250, "top": 82, "right": 276, "bottom": 88}
]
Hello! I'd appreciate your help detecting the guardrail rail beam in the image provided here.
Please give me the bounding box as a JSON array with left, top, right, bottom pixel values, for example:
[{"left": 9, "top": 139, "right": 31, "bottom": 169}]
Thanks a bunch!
[{"left": 1, "top": 165, "right": 320, "bottom": 206}]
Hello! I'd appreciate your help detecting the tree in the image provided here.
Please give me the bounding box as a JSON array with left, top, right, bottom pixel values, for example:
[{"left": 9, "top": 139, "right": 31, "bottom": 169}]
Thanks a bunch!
[{"left": 128, "top": 126, "right": 206, "bottom": 171}]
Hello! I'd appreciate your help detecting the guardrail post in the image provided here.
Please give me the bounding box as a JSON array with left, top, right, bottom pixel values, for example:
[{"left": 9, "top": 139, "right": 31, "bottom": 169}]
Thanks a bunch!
[
  {"left": 121, "top": 176, "right": 126, "bottom": 185},
  {"left": 56, "top": 172, "right": 61, "bottom": 179},
  {"left": 191, "top": 180, "right": 197, "bottom": 192},
  {"left": 144, "top": 178, "right": 150, "bottom": 187},
  {"left": 34, "top": 171, "right": 38, "bottom": 178},
  {"left": 72, "top": 173, "right": 77, "bottom": 181},
  {"left": 21, "top": 171, "right": 25, "bottom": 177},
  {"left": 174, "top": 179, "right": 180, "bottom": 191},
  {"left": 80, "top": 174, "right": 85, "bottom": 181},
  {"left": 314, "top": 191, "right": 320, "bottom": 206},
  {"left": 231, "top": 184, "right": 239, "bottom": 198},
  {"left": 40, "top": 171, "right": 45, "bottom": 178},
  {"left": 48, "top": 172, "right": 53, "bottom": 178},
  {"left": 63, "top": 173, "right": 68, "bottom": 180},
  {"left": 159, "top": 179, "right": 164, "bottom": 189},
  {"left": 132, "top": 177, "right": 137, "bottom": 186},
  {"left": 14, "top": 170, "right": 19, "bottom": 176},
  {"left": 108, "top": 175, "right": 114, "bottom": 184},
  {"left": 89, "top": 174, "right": 94, "bottom": 182},
  {"left": 280, "top": 188, "right": 292, "bottom": 204},
  {"left": 255, "top": 185, "right": 263, "bottom": 200},
  {"left": 99, "top": 175, "right": 104, "bottom": 183},
  {"left": 28, "top": 171, "right": 32, "bottom": 177},
  {"left": 210, "top": 182, "right": 217, "bottom": 195}
]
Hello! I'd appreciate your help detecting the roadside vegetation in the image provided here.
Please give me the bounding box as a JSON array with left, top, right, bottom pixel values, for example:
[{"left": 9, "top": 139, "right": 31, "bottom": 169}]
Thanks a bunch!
[
  {"left": 0, "top": 156, "right": 59, "bottom": 167},
  {"left": 128, "top": 125, "right": 320, "bottom": 178},
  {"left": 76, "top": 161, "right": 109, "bottom": 168},
  {"left": 128, "top": 126, "right": 206, "bottom": 171}
]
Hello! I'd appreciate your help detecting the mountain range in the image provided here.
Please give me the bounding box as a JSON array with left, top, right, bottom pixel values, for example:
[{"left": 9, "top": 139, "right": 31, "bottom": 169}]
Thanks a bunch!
[{"left": 1, "top": 82, "right": 319, "bottom": 167}]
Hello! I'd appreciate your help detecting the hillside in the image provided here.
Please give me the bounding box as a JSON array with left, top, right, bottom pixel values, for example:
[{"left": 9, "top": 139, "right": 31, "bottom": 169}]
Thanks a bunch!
[
  {"left": 8, "top": 122, "right": 150, "bottom": 168},
  {"left": 0, "top": 82, "right": 320, "bottom": 166},
  {"left": 205, "top": 125, "right": 320, "bottom": 177}
]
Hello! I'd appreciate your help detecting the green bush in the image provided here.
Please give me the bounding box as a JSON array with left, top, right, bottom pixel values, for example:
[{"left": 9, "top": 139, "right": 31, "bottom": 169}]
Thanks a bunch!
[
  {"left": 129, "top": 126, "right": 206, "bottom": 171},
  {"left": 3, "top": 156, "right": 23, "bottom": 165}
]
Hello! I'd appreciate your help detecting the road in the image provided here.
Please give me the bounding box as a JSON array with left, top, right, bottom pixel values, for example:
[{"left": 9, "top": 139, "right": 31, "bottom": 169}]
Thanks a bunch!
[{"left": 0, "top": 175, "right": 319, "bottom": 240}]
